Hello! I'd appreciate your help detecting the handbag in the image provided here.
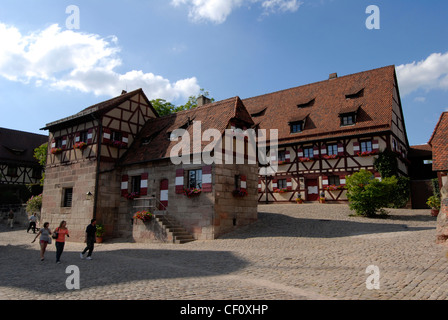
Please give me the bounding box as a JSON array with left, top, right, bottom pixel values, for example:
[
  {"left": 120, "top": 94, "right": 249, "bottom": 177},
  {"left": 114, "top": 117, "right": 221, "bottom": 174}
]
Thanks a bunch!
[{"left": 52, "top": 228, "right": 59, "bottom": 239}]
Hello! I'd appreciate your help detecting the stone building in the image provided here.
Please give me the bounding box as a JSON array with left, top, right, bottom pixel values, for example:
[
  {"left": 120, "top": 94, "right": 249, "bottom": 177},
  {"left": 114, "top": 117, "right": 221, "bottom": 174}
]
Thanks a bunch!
[{"left": 40, "top": 90, "right": 258, "bottom": 242}]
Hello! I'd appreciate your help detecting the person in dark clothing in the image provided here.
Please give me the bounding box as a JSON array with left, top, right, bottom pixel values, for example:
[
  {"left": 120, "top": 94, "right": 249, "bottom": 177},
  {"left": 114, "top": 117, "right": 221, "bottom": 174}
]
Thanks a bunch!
[{"left": 80, "top": 219, "right": 97, "bottom": 260}]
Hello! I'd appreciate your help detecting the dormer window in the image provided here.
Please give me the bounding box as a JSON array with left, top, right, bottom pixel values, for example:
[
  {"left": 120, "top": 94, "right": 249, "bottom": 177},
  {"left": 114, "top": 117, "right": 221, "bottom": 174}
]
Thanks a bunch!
[
  {"left": 341, "top": 113, "right": 355, "bottom": 126},
  {"left": 251, "top": 108, "right": 267, "bottom": 118},
  {"left": 297, "top": 98, "right": 315, "bottom": 109},
  {"left": 290, "top": 121, "right": 303, "bottom": 134},
  {"left": 345, "top": 88, "right": 364, "bottom": 100}
]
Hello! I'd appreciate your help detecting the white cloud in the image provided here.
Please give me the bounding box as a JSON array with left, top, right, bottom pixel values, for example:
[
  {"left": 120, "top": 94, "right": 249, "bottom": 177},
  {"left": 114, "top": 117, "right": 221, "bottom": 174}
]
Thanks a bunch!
[
  {"left": 396, "top": 52, "right": 448, "bottom": 96},
  {"left": 171, "top": 0, "right": 302, "bottom": 24},
  {"left": 0, "top": 22, "right": 200, "bottom": 102}
]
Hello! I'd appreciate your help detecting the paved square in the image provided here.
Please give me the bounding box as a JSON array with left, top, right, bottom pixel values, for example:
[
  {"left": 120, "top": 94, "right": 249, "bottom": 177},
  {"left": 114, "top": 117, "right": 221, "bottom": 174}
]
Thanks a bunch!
[{"left": 1, "top": 204, "right": 447, "bottom": 300}]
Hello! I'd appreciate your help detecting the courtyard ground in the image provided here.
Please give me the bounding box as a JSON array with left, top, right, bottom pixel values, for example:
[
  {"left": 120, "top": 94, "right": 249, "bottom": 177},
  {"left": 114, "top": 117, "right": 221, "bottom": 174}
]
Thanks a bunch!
[{"left": 0, "top": 203, "right": 447, "bottom": 302}]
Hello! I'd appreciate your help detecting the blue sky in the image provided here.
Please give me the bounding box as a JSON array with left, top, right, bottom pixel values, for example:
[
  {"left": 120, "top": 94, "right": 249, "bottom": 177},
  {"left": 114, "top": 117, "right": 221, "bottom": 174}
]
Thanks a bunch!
[{"left": 0, "top": 0, "right": 447, "bottom": 146}]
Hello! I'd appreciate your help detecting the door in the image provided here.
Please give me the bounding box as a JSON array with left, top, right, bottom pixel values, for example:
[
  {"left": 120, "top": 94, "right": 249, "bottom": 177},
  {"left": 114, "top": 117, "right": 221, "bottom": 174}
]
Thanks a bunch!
[
  {"left": 159, "top": 179, "right": 169, "bottom": 210},
  {"left": 306, "top": 179, "right": 319, "bottom": 201}
]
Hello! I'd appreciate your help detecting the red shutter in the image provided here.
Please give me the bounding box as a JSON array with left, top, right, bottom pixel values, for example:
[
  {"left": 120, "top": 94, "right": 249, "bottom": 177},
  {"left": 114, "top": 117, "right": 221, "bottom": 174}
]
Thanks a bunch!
[
  {"left": 297, "top": 148, "right": 304, "bottom": 158},
  {"left": 322, "top": 176, "right": 329, "bottom": 188},
  {"left": 121, "top": 175, "right": 129, "bottom": 197},
  {"left": 202, "top": 165, "right": 213, "bottom": 193},
  {"left": 103, "top": 128, "right": 111, "bottom": 144},
  {"left": 175, "top": 169, "right": 184, "bottom": 194},
  {"left": 338, "top": 143, "right": 344, "bottom": 156},
  {"left": 287, "top": 178, "right": 292, "bottom": 191},
  {"left": 122, "top": 132, "right": 129, "bottom": 147},
  {"left": 321, "top": 144, "right": 327, "bottom": 155},
  {"left": 240, "top": 175, "right": 247, "bottom": 191},
  {"left": 62, "top": 136, "right": 67, "bottom": 150},
  {"left": 140, "top": 173, "right": 148, "bottom": 196},
  {"left": 340, "top": 175, "right": 347, "bottom": 186},
  {"left": 75, "top": 132, "right": 81, "bottom": 143},
  {"left": 372, "top": 140, "right": 379, "bottom": 152},
  {"left": 272, "top": 179, "right": 278, "bottom": 191},
  {"left": 313, "top": 146, "right": 320, "bottom": 158},
  {"left": 258, "top": 179, "right": 262, "bottom": 193},
  {"left": 159, "top": 179, "right": 169, "bottom": 210},
  {"left": 285, "top": 150, "right": 291, "bottom": 163},
  {"left": 353, "top": 141, "right": 360, "bottom": 154},
  {"left": 51, "top": 139, "right": 56, "bottom": 149}
]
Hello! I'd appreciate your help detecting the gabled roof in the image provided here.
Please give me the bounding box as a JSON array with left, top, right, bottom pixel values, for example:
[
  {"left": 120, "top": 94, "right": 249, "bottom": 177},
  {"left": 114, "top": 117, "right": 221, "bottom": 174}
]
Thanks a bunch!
[
  {"left": 243, "top": 65, "right": 398, "bottom": 144},
  {"left": 0, "top": 128, "right": 48, "bottom": 165},
  {"left": 428, "top": 112, "right": 448, "bottom": 171},
  {"left": 42, "top": 88, "right": 159, "bottom": 131},
  {"left": 121, "top": 96, "right": 254, "bottom": 164}
]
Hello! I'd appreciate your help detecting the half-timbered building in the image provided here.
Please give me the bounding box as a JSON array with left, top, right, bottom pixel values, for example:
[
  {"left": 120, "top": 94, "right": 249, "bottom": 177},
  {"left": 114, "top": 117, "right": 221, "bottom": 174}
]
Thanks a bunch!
[
  {"left": 429, "top": 112, "right": 448, "bottom": 189},
  {"left": 243, "top": 65, "right": 410, "bottom": 203},
  {"left": 0, "top": 127, "right": 47, "bottom": 204}
]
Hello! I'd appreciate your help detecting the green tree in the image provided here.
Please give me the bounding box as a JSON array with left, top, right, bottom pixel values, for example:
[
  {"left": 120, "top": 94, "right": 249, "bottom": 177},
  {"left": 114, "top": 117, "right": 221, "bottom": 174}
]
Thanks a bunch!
[
  {"left": 34, "top": 143, "right": 48, "bottom": 186},
  {"left": 151, "top": 89, "right": 214, "bottom": 116},
  {"left": 374, "top": 149, "right": 399, "bottom": 178},
  {"left": 346, "top": 169, "right": 397, "bottom": 217}
]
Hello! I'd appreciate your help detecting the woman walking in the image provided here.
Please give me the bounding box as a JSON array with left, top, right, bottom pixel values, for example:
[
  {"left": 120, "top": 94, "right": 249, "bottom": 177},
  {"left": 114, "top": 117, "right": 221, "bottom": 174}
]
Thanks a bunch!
[
  {"left": 32, "top": 222, "right": 52, "bottom": 261},
  {"left": 54, "top": 221, "right": 70, "bottom": 264}
]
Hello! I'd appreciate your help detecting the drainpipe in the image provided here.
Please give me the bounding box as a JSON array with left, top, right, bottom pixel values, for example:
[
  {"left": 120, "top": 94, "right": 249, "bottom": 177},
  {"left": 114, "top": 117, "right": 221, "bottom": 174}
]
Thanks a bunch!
[{"left": 92, "top": 115, "right": 103, "bottom": 220}]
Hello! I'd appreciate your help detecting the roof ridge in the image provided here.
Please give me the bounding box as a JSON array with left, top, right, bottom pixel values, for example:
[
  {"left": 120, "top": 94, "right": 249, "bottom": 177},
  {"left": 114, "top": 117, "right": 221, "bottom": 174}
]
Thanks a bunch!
[{"left": 243, "top": 65, "right": 395, "bottom": 101}]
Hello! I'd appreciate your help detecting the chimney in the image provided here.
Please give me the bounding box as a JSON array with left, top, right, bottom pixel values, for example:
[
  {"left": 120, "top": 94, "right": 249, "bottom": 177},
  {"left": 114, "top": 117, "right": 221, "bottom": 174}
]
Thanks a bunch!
[
  {"left": 329, "top": 73, "right": 338, "bottom": 80},
  {"left": 197, "top": 95, "right": 211, "bottom": 107},
  {"left": 121, "top": 90, "right": 128, "bottom": 95}
]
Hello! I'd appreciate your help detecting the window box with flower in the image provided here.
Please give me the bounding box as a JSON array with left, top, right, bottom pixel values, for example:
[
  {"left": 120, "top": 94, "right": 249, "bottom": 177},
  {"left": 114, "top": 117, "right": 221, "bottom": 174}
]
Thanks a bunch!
[
  {"left": 183, "top": 187, "right": 202, "bottom": 198},
  {"left": 299, "top": 157, "right": 314, "bottom": 162},
  {"left": 325, "top": 185, "right": 346, "bottom": 191},
  {"left": 74, "top": 142, "right": 88, "bottom": 150},
  {"left": 51, "top": 147, "right": 62, "bottom": 155},
  {"left": 356, "top": 151, "right": 378, "bottom": 157},
  {"left": 124, "top": 192, "right": 140, "bottom": 200},
  {"left": 322, "top": 154, "right": 338, "bottom": 160},
  {"left": 133, "top": 211, "right": 153, "bottom": 222},
  {"left": 232, "top": 189, "right": 248, "bottom": 198},
  {"left": 275, "top": 188, "right": 289, "bottom": 194}
]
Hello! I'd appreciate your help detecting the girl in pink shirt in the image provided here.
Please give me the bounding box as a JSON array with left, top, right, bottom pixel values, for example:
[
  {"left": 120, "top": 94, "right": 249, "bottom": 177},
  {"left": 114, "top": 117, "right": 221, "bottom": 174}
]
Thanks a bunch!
[{"left": 55, "top": 221, "right": 69, "bottom": 264}]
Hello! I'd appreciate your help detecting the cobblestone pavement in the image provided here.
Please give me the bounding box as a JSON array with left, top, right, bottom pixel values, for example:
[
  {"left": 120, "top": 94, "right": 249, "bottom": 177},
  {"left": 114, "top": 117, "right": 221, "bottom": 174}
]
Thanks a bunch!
[{"left": 1, "top": 204, "right": 447, "bottom": 301}]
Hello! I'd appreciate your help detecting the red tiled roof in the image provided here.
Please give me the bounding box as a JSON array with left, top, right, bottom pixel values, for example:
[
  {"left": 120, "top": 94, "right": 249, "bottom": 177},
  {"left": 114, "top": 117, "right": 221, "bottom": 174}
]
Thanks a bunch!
[
  {"left": 121, "top": 97, "right": 254, "bottom": 164},
  {"left": 428, "top": 112, "right": 448, "bottom": 171},
  {"left": 242, "top": 65, "right": 397, "bottom": 144}
]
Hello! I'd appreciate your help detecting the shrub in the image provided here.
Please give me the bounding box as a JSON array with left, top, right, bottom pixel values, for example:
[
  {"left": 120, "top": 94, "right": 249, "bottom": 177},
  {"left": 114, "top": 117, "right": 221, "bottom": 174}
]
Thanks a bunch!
[
  {"left": 26, "top": 194, "right": 43, "bottom": 214},
  {"left": 346, "top": 170, "right": 396, "bottom": 217}
]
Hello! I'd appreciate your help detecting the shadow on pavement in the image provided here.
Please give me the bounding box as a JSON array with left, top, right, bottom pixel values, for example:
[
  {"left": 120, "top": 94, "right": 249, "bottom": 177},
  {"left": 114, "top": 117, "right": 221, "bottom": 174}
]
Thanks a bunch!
[
  {"left": 221, "top": 211, "right": 434, "bottom": 240},
  {"left": 0, "top": 244, "right": 248, "bottom": 294}
]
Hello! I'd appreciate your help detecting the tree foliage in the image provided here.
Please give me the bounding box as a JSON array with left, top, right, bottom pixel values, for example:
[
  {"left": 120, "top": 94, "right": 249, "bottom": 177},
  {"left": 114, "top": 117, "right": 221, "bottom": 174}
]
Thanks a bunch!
[
  {"left": 346, "top": 169, "right": 398, "bottom": 217},
  {"left": 373, "top": 149, "right": 398, "bottom": 178},
  {"left": 34, "top": 143, "right": 48, "bottom": 186},
  {"left": 150, "top": 89, "right": 214, "bottom": 117}
]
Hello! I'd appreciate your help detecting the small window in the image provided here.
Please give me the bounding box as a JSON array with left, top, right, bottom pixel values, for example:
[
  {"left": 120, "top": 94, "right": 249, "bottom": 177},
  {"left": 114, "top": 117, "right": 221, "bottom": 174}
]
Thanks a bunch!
[
  {"left": 327, "top": 144, "right": 338, "bottom": 156},
  {"left": 251, "top": 108, "right": 267, "bottom": 118},
  {"left": 188, "top": 169, "right": 202, "bottom": 189},
  {"left": 234, "top": 175, "right": 241, "bottom": 190},
  {"left": 63, "top": 188, "right": 73, "bottom": 207},
  {"left": 345, "top": 89, "right": 364, "bottom": 100},
  {"left": 341, "top": 114, "right": 355, "bottom": 126},
  {"left": 277, "top": 179, "right": 287, "bottom": 189},
  {"left": 7, "top": 166, "right": 18, "bottom": 177},
  {"left": 360, "top": 140, "right": 373, "bottom": 153},
  {"left": 131, "top": 176, "right": 141, "bottom": 194},
  {"left": 297, "top": 99, "right": 315, "bottom": 109},
  {"left": 278, "top": 150, "right": 286, "bottom": 162},
  {"left": 79, "top": 131, "right": 88, "bottom": 143},
  {"left": 290, "top": 121, "right": 303, "bottom": 134},
  {"left": 111, "top": 131, "right": 122, "bottom": 142},
  {"left": 55, "top": 138, "right": 63, "bottom": 149},
  {"left": 328, "top": 176, "right": 341, "bottom": 186},
  {"left": 304, "top": 147, "right": 314, "bottom": 159}
]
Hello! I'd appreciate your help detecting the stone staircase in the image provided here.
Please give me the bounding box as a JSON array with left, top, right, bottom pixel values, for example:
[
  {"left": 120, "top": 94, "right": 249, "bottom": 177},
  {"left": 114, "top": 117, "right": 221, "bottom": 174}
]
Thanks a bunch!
[{"left": 154, "top": 214, "right": 195, "bottom": 244}]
